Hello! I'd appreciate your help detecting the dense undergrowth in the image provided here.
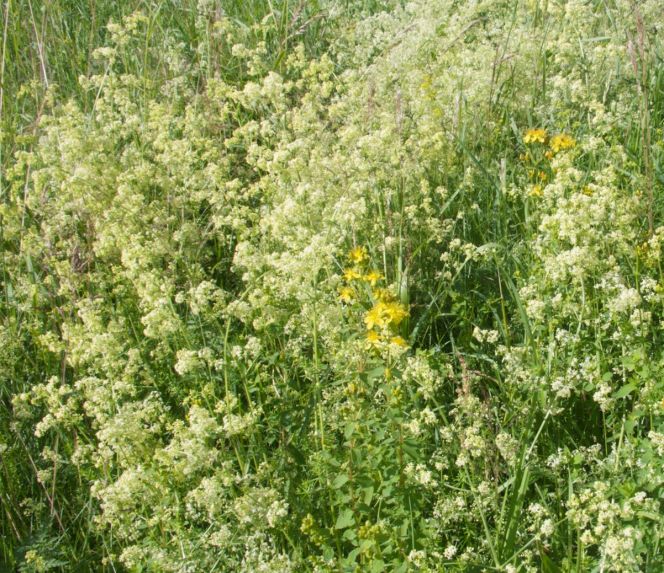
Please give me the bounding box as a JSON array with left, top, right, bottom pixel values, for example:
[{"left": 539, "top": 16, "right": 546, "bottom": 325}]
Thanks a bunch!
[{"left": 2, "top": 0, "right": 664, "bottom": 571}]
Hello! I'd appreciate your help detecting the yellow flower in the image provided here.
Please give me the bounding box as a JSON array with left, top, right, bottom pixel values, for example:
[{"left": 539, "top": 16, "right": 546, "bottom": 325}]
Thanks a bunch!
[
  {"left": 339, "top": 286, "right": 354, "bottom": 303},
  {"left": 346, "top": 382, "right": 359, "bottom": 395},
  {"left": 549, "top": 133, "right": 575, "bottom": 153},
  {"left": 523, "top": 128, "right": 547, "bottom": 144},
  {"left": 363, "top": 270, "right": 383, "bottom": 286},
  {"left": 390, "top": 336, "right": 408, "bottom": 348},
  {"left": 383, "top": 301, "right": 409, "bottom": 326},
  {"left": 348, "top": 246, "right": 368, "bottom": 265},
  {"left": 366, "top": 330, "right": 382, "bottom": 346},
  {"left": 343, "top": 268, "right": 362, "bottom": 282},
  {"left": 529, "top": 184, "right": 543, "bottom": 197},
  {"left": 364, "top": 301, "right": 409, "bottom": 330},
  {"left": 364, "top": 303, "right": 389, "bottom": 330},
  {"left": 364, "top": 301, "right": 408, "bottom": 330},
  {"left": 372, "top": 288, "right": 394, "bottom": 302},
  {"left": 636, "top": 242, "right": 650, "bottom": 259}
]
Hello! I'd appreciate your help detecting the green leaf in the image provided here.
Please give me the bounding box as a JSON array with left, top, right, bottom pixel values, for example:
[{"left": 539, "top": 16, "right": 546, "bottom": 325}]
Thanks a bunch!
[
  {"left": 637, "top": 511, "right": 662, "bottom": 521},
  {"left": 402, "top": 440, "right": 420, "bottom": 460},
  {"left": 333, "top": 474, "right": 349, "bottom": 489},
  {"left": 347, "top": 547, "right": 361, "bottom": 562},
  {"left": 613, "top": 383, "right": 636, "bottom": 399},
  {"left": 344, "top": 422, "right": 357, "bottom": 439},
  {"left": 394, "top": 561, "right": 409, "bottom": 573},
  {"left": 335, "top": 508, "right": 355, "bottom": 530},
  {"left": 359, "top": 539, "right": 374, "bottom": 553},
  {"left": 369, "top": 559, "right": 386, "bottom": 573},
  {"left": 367, "top": 365, "right": 385, "bottom": 380},
  {"left": 343, "top": 528, "right": 357, "bottom": 542}
]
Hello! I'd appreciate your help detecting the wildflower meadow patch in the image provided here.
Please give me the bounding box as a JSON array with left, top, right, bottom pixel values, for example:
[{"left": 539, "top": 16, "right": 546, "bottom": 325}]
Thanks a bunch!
[{"left": 1, "top": 0, "right": 664, "bottom": 571}]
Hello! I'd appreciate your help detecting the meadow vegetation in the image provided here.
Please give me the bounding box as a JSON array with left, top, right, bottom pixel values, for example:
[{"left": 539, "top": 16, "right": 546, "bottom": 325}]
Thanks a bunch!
[{"left": 1, "top": 0, "right": 664, "bottom": 571}]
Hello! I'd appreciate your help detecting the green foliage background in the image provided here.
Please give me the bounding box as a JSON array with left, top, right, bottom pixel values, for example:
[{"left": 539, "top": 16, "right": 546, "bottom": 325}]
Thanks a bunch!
[{"left": 1, "top": 0, "right": 664, "bottom": 571}]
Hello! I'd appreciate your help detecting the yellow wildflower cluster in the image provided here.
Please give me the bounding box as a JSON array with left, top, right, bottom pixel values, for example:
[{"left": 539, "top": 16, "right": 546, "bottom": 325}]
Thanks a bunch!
[
  {"left": 366, "top": 330, "right": 409, "bottom": 350},
  {"left": 340, "top": 246, "right": 384, "bottom": 303},
  {"left": 364, "top": 299, "right": 409, "bottom": 349},
  {"left": 366, "top": 330, "right": 381, "bottom": 345},
  {"left": 372, "top": 287, "right": 393, "bottom": 302},
  {"left": 364, "top": 300, "right": 409, "bottom": 330},
  {"left": 343, "top": 268, "right": 362, "bottom": 282},
  {"left": 348, "top": 246, "right": 368, "bottom": 264},
  {"left": 338, "top": 286, "right": 355, "bottom": 303},
  {"left": 523, "top": 129, "right": 577, "bottom": 199},
  {"left": 390, "top": 335, "right": 408, "bottom": 347},
  {"left": 339, "top": 247, "right": 409, "bottom": 350},
  {"left": 363, "top": 270, "right": 382, "bottom": 286},
  {"left": 523, "top": 128, "right": 575, "bottom": 153},
  {"left": 549, "top": 133, "right": 576, "bottom": 153},
  {"left": 523, "top": 128, "right": 548, "bottom": 144},
  {"left": 529, "top": 184, "right": 543, "bottom": 197}
]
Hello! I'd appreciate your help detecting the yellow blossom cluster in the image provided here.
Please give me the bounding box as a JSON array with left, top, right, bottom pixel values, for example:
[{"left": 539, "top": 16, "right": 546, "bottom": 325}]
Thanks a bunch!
[
  {"left": 348, "top": 246, "right": 368, "bottom": 264},
  {"left": 523, "top": 129, "right": 577, "bottom": 199},
  {"left": 364, "top": 301, "right": 409, "bottom": 330},
  {"left": 338, "top": 286, "right": 354, "bottom": 303},
  {"left": 549, "top": 133, "right": 576, "bottom": 153},
  {"left": 339, "top": 246, "right": 384, "bottom": 303},
  {"left": 342, "top": 268, "right": 362, "bottom": 282},
  {"left": 339, "top": 247, "right": 409, "bottom": 350},
  {"left": 364, "top": 294, "right": 409, "bottom": 349},
  {"left": 523, "top": 128, "right": 575, "bottom": 154},
  {"left": 523, "top": 128, "right": 548, "bottom": 144},
  {"left": 529, "top": 184, "right": 543, "bottom": 197}
]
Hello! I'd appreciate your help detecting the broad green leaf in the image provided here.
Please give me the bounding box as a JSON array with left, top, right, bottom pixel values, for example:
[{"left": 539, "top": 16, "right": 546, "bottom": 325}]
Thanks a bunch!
[
  {"left": 335, "top": 509, "right": 355, "bottom": 530},
  {"left": 613, "top": 383, "right": 636, "bottom": 399},
  {"left": 333, "top": 474, "right": 349, "bottom": 489},
  {"left": 369, "top": 559, "right": 386, "bottom": 573}
]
